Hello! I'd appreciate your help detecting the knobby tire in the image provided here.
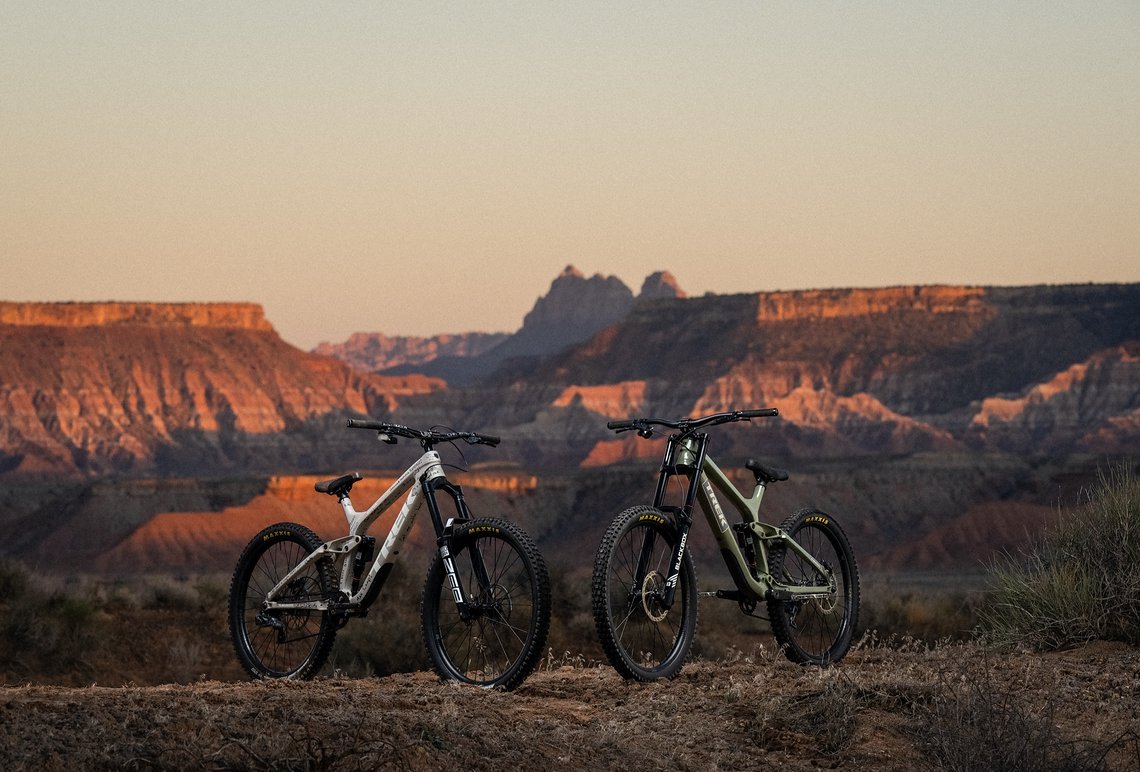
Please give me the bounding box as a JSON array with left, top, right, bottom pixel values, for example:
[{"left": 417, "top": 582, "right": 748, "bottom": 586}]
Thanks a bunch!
[
  {"left": 767, "top": 508, "right": 860, "bottom": 665},
  {"left": 421, "top": 518, "right": 551, "bottom": 690},
  {"left": 591, "top": 505, "right": 698, "bottom": 681},
  {"left": 229, "top": 522, "right": 338, "bottom": 679}
]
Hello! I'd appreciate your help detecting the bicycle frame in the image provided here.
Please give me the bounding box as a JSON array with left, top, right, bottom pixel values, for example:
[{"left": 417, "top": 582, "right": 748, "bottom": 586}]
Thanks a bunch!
[
  {"left": 653, "top": 432, "right": 834, "bottom": 608},
  {"left": 261, "top": 449, "right": 476, "bottom": 614}
]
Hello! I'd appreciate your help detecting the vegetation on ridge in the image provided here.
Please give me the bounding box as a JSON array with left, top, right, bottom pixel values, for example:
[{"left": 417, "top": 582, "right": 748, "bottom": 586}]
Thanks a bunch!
[{"left": 982, "top": 462, "right": 1140, "bottom": 650}]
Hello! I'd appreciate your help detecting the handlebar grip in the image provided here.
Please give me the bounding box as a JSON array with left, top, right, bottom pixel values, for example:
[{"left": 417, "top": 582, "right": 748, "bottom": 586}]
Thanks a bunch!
[
  {"left": 346, "top": 418, "right": 386, "bottom": 430},
  {"left": 607, "top": 420, "right": 636, "bottom": 431},
  {"left": 739, "top": 408, "right": 779, "bottom": 419},
  {"left": 478, "top": 433, "right": 501, "bottom": 447}
]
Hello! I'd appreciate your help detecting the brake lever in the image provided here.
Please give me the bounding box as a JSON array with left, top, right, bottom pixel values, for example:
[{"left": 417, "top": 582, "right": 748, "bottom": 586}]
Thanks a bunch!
[{"left": 377, "top": 432, "right": 397, "bottom": 445}]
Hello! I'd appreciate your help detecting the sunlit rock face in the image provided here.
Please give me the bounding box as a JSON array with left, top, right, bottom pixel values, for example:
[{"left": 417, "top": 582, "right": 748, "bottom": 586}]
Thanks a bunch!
[
  {"left": 0, "top": 301, "right": 276, "bottom": 331},
  {"left": 2, "top": 281, "right": 1137, "bottom": 477},
  {"left": 0, "top": 302, "right": 442, "bottom": 476}
]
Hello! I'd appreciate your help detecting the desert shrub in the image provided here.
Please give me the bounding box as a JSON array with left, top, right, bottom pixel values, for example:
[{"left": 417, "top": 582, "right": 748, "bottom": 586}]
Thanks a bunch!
[
  {"left": 142, "top": 575, "right": 204, "bottom": 611},
  {"left": 0, "top": 561, "right": 98, "bottom": 676},
  {"left": 913, "top": 653, "right": 1118, "bottom": 771},
  {"left": 749, "top": 675, "right": 861, "bottom": 757},
  {"left": 981, "top": 463, "right": 1140, "bottom": 650},
  {"left": 0, "top": 557, "right": 31, "bottom": 599},
  {"left": 858, "top": 587, "right": 982, "bottom": 643}
]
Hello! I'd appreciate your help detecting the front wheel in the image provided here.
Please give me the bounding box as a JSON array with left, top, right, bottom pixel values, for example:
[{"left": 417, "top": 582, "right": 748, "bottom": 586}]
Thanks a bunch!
[
  {"left": 421, "top": 518, "right": 551, "bottom": 690},
  {"left": 229, "top": 522, "right": 338, "bottom": 679},
  {"left": 767, "top": 508, "right": 860, "bottom": 665},
  {"left": 591, "top": 505, "right": 698, "bottom": 681}
]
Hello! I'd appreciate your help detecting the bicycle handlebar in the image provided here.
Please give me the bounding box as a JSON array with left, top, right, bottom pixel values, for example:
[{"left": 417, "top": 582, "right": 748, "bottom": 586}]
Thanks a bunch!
[
  {"left": 606, "top": 408, "right": 778, "bottom": 434},
  {"left": 346, "top": 418, "right": 500, "bottom": 448}
]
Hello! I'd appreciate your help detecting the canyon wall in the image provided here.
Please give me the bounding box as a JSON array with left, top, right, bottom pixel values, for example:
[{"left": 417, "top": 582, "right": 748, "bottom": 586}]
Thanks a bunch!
[
  {"left": 0, "top": 303, "right": 442, "bottom": 476},
  {"left": 1, "top": 279, "right": 1137, "bottom": 576}
]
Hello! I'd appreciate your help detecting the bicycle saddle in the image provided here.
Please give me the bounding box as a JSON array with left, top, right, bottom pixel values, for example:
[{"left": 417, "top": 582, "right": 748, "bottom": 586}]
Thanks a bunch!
[
  {"left": 745, "top": 459, "right": 788, "bottom": 484},
  {"left": 315, "top": 472, "right": 363, "bottom": 497}
]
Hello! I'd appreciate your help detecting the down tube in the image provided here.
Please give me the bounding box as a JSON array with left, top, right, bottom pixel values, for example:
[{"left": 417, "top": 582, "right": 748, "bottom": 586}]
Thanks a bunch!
[{"left": 695, "top": 458, "right": 768, "bottom": 599}]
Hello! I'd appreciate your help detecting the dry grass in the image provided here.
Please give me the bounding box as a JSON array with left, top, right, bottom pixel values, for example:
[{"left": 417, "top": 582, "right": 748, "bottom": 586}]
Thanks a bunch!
[{"left": 2, "top": 640, "right": 1138, "bottom": 771}]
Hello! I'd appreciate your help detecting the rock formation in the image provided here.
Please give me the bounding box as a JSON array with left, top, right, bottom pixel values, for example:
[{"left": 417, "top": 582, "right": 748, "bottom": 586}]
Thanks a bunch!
[
  {"left": 0, "top": 303, "right": 442, "bottom": 476},
  {"left": 637, "top": 271, "right": 686, "bottom": 301},
  {"left": 2, "top": 282, "right": 1137, "bottom": 578},
  {"left": 312, "top": 331, "right": 508, "bottom": 373},
  {"left": 317, "top": 267, "right": 690, "bottom": 385},
  {"left": 1, "top": 281, "right": 1137, "bottom": 477}
]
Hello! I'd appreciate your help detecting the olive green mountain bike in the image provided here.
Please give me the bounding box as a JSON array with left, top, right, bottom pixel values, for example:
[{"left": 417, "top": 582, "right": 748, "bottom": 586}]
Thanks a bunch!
[{"left": 592, "top": 408, "right": 860, "bottom": 680}]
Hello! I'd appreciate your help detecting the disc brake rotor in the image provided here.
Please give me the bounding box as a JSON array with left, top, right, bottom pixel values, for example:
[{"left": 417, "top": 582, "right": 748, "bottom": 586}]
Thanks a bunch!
[{"left": 640, "top": 570, "right": 668, "bottom": 623}]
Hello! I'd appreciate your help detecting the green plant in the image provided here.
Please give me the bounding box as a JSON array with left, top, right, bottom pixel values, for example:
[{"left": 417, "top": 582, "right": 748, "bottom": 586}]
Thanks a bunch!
[{"left": 981, "top": 462, "right": 1140, "bottom": 650}]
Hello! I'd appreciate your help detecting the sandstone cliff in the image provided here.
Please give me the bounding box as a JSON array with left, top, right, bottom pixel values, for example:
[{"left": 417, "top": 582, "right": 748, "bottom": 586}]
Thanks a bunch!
[
  {"left": 2, "top": 282, "right": 1137, "bottom": 478},
  {"left": 0, "top": 302, "right": 274, "bottom": 331},
  {"left": 0, "top": 303, "right": 442, "bottom": 476},
  {"left": 2, "top": 285, "right": 1137, "bottom": 578},
  {"left": 426, "top": 282, "right": 1140, "bottom": 466}
]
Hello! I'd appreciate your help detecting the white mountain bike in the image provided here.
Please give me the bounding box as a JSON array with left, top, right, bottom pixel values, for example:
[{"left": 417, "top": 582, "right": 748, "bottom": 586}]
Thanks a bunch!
[{"left": 228, "top": 419, "right": 551, "bottom": 690}]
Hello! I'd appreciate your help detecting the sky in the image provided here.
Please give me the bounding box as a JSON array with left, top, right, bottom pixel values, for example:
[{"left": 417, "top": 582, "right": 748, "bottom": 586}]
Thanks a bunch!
[{"left": 2, "top": 2, "right": 1138, "bottom": 349}]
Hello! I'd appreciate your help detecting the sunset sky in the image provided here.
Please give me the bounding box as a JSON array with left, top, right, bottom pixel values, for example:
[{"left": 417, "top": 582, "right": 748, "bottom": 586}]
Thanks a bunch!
[{"left": 3, "top": 2, "right": 1137, "bottom": 349}]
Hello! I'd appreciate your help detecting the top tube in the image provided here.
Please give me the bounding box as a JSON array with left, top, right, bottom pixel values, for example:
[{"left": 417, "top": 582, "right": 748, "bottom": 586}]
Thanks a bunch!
[
  {"left": 606, "top": 408, "right": 778, "bottom": 435},
  {"left": 345, "top": 418, "right": 500, "bottom": 449}
]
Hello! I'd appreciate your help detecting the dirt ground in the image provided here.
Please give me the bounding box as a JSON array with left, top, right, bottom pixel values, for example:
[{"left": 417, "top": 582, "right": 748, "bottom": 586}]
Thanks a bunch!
[{"left": 2, "top": 640, "right": 1138, "bottom": 771}]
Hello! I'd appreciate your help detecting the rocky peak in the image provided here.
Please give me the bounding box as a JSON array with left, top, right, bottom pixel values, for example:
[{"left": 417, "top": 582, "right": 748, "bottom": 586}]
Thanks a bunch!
[
  {"left": 490, "top": 266, "right": 635, "bottom": 360},
  {"left": 638, "top": 271, "right": 686, "bottom": 301}
]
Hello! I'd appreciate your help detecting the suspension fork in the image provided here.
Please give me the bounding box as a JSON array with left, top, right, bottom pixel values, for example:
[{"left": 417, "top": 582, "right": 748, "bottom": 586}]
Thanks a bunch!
[
  {"left": 422, "top": 475, "right": 489, "bottom": 618},
  {"left": 643, "top": 432, "right": 708, "bottom": 610}
]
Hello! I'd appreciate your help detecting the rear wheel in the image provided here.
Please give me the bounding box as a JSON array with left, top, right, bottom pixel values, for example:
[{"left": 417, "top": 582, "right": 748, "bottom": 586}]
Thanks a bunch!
[
  {"left": 421, "top": 518, "right": 550, "bottom": 690},
  {"left": 229, "top": 522, "right": 338, "bottom": 679},
  {"left": 767, "top": 508, "right": 860, "bottom": 665},
  {"left": 591, "top": 505, "right": 698, "bottom": 680}
]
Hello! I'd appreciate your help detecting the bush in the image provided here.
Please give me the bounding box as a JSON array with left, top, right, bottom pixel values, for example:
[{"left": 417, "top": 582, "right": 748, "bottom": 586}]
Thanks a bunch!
[
  {"left": 0, "top": 561, "right": 98, "bottom": 676},
  {"left": 913, "top": 651, "right": 1114, "bottom": 771},
  {"left": 981, "top": 462, "right": 1140, "bottom": 650}
]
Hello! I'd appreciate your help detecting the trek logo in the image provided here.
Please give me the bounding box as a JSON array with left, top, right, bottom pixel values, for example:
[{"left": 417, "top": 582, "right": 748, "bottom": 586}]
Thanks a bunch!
[
  {"left": 701, "top": 478, "right": 730, "bottom": 533},
  {"left": 666, "top": 532, "right": 688, "bottom": 587}
]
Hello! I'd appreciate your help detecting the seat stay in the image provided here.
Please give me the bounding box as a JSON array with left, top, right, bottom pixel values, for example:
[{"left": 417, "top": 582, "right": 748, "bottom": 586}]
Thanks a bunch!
[{"left": 262, "top": 535, "right": 358, "bottom": 610}]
